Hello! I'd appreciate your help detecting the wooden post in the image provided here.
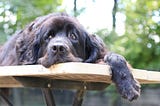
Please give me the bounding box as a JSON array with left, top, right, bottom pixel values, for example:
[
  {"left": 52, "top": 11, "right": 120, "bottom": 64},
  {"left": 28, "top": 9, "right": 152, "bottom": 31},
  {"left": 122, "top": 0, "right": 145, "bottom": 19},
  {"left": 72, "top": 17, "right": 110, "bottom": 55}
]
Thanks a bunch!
[
  {"left": 42, "top": 88, "right": 56, "bottom": 106},
  {"left": 73, "top": 83, "right": 87, "bottom": 106},
  {"left": 0, "top": 89, "right": 13, "bottom": 106}
]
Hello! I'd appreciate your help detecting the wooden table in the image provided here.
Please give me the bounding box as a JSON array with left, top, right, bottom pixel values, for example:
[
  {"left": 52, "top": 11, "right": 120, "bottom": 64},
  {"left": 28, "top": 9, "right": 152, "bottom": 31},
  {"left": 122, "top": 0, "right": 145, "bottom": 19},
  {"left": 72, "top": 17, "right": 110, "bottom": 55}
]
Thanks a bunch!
[{"left": 0, "top": 62, "right": 160, "bottom": 106}]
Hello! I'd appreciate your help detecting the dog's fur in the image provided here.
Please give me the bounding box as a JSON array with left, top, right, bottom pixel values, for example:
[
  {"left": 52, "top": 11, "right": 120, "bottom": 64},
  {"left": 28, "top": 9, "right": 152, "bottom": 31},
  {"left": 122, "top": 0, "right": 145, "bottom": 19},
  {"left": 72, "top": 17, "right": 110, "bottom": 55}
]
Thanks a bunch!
[{"left": 0, "top": 13, "right": 140, "bottom": 101}]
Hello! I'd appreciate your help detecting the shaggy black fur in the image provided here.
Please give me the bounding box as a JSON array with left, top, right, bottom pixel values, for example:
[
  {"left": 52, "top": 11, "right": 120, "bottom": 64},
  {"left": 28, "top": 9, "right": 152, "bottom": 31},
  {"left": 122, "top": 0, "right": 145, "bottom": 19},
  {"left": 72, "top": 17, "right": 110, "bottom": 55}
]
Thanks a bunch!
[{"left": 0, "top": 13, "right": 140, "bottom": 101}]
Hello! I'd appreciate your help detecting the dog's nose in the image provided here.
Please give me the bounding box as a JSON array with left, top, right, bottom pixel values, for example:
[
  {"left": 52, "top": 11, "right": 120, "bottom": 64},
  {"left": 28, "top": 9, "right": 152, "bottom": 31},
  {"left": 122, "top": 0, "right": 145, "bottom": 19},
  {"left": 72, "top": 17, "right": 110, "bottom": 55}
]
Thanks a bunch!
[{"left": 52, "top": 44, "right": 67, "bottom": 54}]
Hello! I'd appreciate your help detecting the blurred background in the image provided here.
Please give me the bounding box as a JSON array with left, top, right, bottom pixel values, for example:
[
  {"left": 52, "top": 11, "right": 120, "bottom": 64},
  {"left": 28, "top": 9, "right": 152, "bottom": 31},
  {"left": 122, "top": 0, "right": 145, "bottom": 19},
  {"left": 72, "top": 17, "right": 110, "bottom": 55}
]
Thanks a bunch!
[{"left": 0, "top": 0, "right": 160, "bottom": 106}]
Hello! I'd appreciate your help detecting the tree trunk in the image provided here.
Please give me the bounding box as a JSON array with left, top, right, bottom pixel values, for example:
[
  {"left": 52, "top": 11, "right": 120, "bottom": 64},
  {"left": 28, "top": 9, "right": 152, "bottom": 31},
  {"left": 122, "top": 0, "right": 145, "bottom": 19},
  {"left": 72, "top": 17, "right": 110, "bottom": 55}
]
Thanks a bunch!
[
  {"left": 112, "top": 0, "right": 117, "bottom": 30},
  {"left": 74, "top": 0, "right": 77, "bottom": 17}
]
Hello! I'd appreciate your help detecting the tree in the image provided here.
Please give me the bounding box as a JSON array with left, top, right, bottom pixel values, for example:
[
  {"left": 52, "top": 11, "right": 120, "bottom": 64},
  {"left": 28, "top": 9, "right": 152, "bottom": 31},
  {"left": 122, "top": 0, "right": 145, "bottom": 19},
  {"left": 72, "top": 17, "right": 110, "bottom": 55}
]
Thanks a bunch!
[{"left": 110, "top": 0, "right": 160, "bottom": 70}]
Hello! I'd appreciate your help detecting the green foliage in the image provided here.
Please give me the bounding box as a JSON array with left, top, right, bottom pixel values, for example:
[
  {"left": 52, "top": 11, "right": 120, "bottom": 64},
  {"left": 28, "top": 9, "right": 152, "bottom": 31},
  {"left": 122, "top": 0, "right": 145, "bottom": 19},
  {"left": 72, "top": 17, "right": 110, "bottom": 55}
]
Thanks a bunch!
[
  {"left": 0, "top": 30, "right": 7, "bottom": 45},
  {"left": 103, "top": 0, "right": 160, "bottom": 71},
  {"left": 0, "top": 0, "right": 64, "bottom": 44},
  {"left": 0, "top": 0, "right": 159, "bottom": 71}
]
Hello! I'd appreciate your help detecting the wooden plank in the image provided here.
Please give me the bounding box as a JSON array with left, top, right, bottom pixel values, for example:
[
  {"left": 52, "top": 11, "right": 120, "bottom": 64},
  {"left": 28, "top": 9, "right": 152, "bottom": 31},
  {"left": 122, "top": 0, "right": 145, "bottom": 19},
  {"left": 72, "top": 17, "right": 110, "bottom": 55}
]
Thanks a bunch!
[
  {"left": 14, "top": 77, "right": 109, "bottom": 90},
  {"left": 0, "top": 62, "right": 160, "bottom": 88},
  {"left": 132, "top": 69, "right": 160, "bottom": 84},
  {"left": 0, "top": 77, "right": 23, "bottom": 87}
]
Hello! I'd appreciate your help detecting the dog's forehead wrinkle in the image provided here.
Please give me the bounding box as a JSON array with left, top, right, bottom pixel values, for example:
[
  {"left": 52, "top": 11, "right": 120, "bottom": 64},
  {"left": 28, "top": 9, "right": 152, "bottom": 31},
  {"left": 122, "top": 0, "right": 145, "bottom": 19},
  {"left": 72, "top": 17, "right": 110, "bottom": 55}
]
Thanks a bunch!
[
  {"left": 51, "top": 36, "right": 69, "bottom": 43},
  {"left": 48, "top": 36, "right": 72, "bottom": 49}
]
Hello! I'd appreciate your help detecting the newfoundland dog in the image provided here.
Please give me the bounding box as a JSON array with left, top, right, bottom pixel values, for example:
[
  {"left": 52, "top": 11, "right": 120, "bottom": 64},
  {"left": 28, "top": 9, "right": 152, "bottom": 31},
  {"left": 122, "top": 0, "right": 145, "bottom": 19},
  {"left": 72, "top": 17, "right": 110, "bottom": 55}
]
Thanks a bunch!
[{"left": 0, "top": 13, "right": 140, "bottom": 103}]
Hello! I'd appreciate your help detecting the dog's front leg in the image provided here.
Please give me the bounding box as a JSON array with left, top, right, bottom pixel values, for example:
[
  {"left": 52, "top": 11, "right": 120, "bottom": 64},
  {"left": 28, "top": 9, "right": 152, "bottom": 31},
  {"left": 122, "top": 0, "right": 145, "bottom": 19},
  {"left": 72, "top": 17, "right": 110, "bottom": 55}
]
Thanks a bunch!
[{"left": 104, "top": 52, "right": 141, "bottom": 101}]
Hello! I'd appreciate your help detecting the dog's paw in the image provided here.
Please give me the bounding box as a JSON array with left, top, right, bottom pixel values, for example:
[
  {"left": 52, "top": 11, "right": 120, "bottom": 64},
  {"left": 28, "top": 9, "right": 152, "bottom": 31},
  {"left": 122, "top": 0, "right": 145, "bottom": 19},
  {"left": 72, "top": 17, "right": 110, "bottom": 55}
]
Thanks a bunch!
[
  {"left": 104, "top": 52, "right": 141, "bottom": 101},
  {"left": 117, "top": 78, "right": 141, "bottom": 101}
]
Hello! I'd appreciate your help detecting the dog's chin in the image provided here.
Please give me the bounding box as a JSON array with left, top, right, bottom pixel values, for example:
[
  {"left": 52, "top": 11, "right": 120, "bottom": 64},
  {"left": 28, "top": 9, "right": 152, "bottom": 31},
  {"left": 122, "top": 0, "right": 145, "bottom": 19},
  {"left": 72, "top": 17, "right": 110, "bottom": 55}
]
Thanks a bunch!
[{"left": 38, "top": 54, "right": 83, "bottom": 68}]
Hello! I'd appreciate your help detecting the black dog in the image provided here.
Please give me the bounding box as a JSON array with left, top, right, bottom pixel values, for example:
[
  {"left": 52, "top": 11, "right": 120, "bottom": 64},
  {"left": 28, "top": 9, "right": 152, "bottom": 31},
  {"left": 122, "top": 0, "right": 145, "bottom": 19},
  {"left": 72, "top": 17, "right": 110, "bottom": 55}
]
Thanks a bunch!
[{"left": 0, "top": 13, "right": 140, "bottom": 102}]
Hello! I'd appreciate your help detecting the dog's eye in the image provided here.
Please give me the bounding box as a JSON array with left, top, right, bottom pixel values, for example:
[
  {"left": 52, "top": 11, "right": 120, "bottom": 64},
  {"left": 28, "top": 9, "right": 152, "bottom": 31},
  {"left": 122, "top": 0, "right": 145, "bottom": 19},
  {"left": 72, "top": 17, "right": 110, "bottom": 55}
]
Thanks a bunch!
[
  {"left": 68, "top": 33, "right": 77, "bottom": 40},
  {"left": 48, "top": 35, "right": 52, "bottom": 39},
  {"left": 44, "top": 35, "right": 53, "bottom": 41}
]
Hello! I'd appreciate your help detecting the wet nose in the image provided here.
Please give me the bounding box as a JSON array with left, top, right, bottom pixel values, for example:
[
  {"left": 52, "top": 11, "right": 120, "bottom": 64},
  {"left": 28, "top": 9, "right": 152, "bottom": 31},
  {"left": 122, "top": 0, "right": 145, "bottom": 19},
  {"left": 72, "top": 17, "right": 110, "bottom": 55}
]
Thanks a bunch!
[{"left": 51, "top": 44, "right": 67, "bottom": 54}]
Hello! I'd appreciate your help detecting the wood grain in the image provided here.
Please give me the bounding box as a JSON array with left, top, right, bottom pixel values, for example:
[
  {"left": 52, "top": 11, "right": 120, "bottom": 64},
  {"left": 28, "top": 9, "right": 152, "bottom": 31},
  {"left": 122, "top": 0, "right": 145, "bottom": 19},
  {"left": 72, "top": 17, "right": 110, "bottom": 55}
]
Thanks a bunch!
[{"left": 0, "top": 62, "right": 160, "bottom": 88}]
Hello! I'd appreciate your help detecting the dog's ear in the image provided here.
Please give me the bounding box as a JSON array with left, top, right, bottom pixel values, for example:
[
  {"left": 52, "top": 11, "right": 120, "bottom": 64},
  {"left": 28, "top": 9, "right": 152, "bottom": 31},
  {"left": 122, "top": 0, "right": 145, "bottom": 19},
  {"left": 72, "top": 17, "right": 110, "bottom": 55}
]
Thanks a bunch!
[
  {"left": 31, "top": 37, "right": 41, "bottom": 64},
  {"left": 85, "top": 34, "right": 106, "bottom": 63},
  {"left": 15, "top": 30, "right": 36, "bottom": 65},
  {"left": 31, "top": 25, "right": 49, "bottom": 63},
  {"left": 24, "top": 14, "right": 51, "bottom": 63},
  {"left": 15, "top": 23, "right": 47, "bottom": 65}
]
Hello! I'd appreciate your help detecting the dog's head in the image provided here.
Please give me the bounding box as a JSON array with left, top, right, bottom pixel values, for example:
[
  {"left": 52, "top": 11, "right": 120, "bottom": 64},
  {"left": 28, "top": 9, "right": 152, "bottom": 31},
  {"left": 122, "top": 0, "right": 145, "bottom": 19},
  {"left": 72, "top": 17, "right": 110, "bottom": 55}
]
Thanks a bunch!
[{"left": 16, "top": 13, "right": 105, "bottom": 67}]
